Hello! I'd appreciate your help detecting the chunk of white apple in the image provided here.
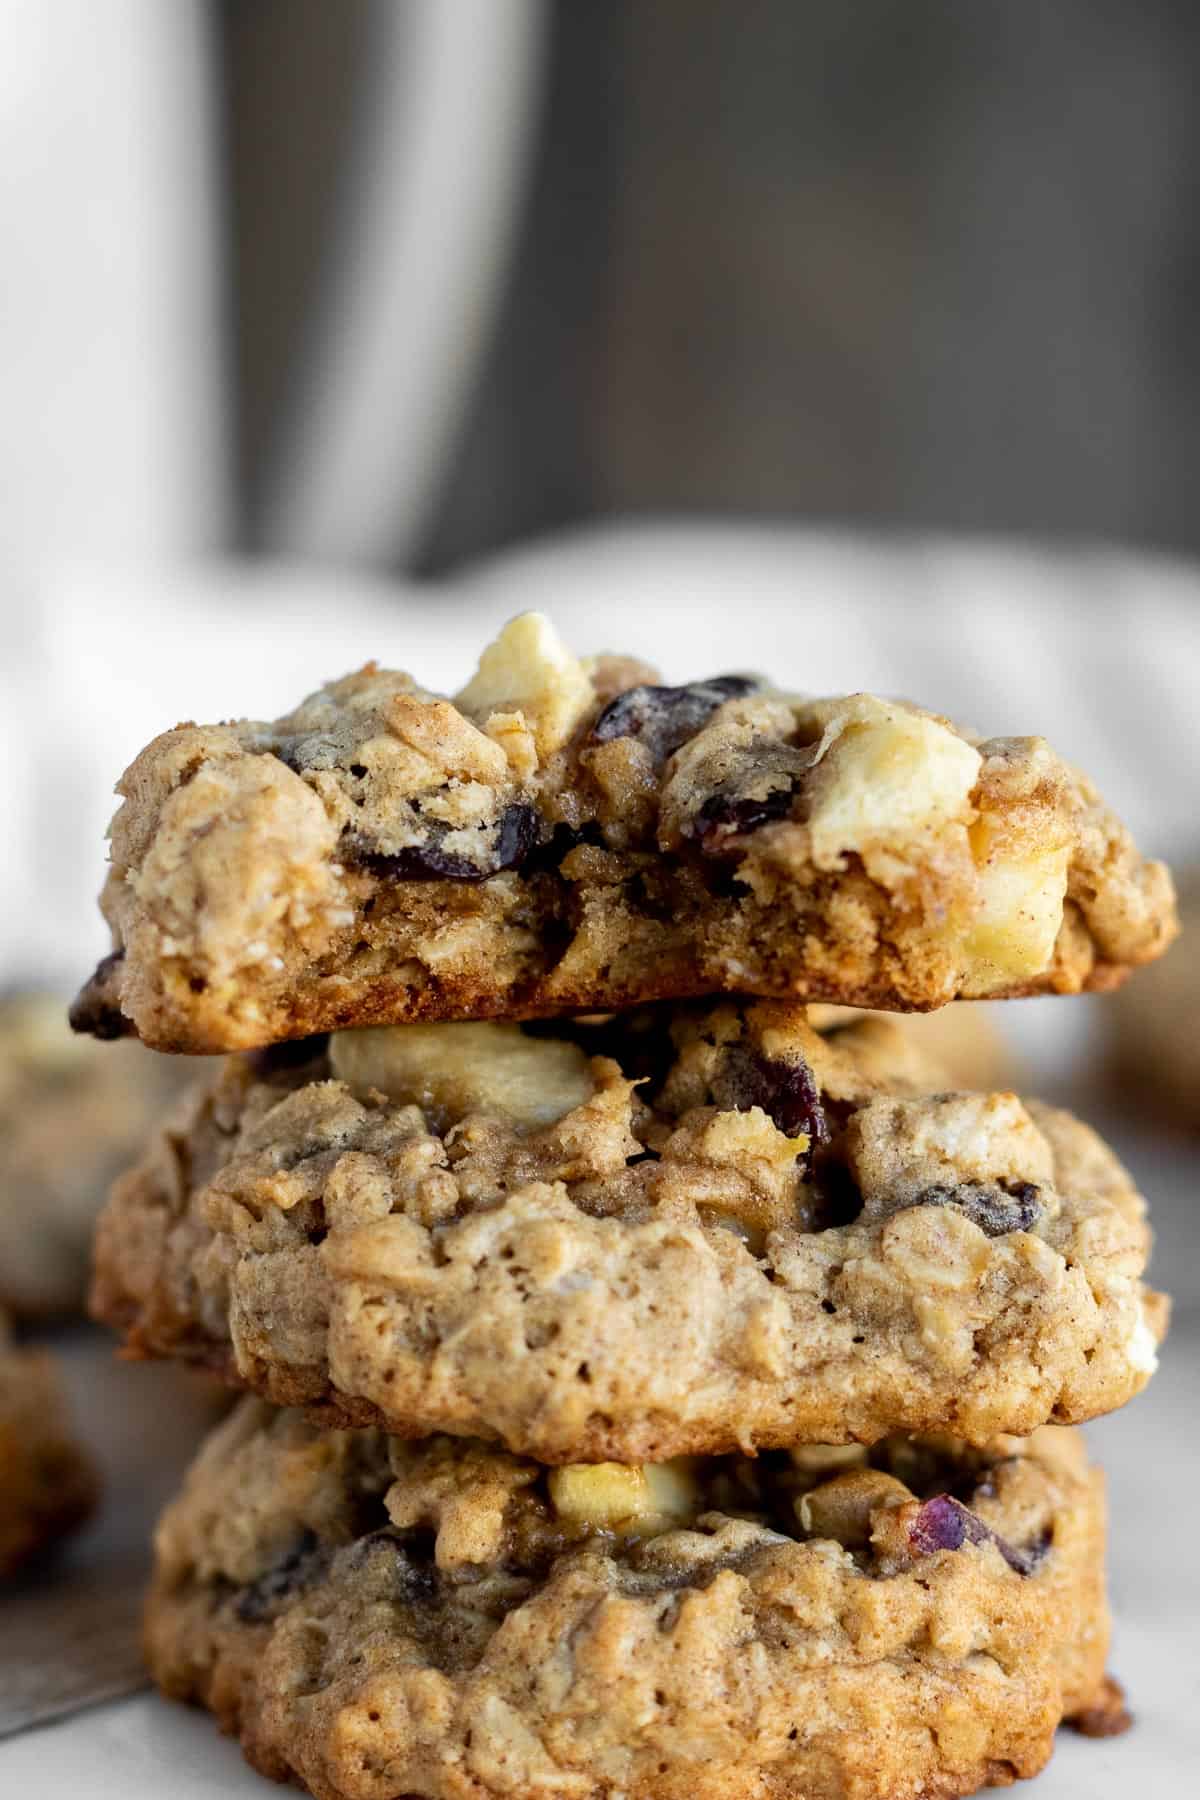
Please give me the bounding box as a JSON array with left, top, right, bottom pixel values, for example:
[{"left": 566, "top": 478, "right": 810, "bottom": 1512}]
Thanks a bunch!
[
  {"left": 456, "top": 613, "right": 595, "bottom": 760},
  {"left": 807, "top": 702, "right": 982, "bottom": 870},
  {"left": 549, "top": 1459, "right": 700, "bottom": 1534},
  {"left": 330, "top": 1020, "right": 593, "bottom": 1129},
  {"left": 961, "top": 821, "right": 1070, "bottom": 992}
]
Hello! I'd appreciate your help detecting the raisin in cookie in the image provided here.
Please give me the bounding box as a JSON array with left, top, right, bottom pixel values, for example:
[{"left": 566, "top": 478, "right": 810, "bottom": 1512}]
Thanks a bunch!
[
  {"left": 91, "top": 1005, "right": 1166, "bottom": 1460},
  {"left": 71, "top": 614, "right": 1175, "bottom": 1053},
  {"left": 0, "top": 1313, "right": 99, "bottom": 1577},
  {"left": 0, "top": 991, "right": 204, "bottom": 1317},
  {"left": 145, "top": 1399, "right": 1117, "bottom": 1800}
]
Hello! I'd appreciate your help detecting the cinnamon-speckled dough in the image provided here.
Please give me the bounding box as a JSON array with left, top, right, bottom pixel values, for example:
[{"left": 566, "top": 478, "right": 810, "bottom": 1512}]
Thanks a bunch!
[
  {"left": 0, "top": 992, "right": 206, "bottom": 1317},
  {"left": 0, "top": 1313, "right": 99, "bottom": 1577},
  {"left": 146, "top": 1399, "right": 1117, "bottom": 1800},
  {"left": 91, "top": 1005, "right": 1166, "bottom": 1460},
  {"left": 71, "top": 614, "right": 1175, "bottom": 1053}
]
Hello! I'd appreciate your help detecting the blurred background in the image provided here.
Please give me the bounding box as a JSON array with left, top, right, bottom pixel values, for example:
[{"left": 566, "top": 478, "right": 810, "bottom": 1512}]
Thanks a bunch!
[
  {"left": 1, "top": 6, "right": 1199, "bottom": 1780},
  {"left": 12, "top": 0, "right": 1200, "bottom": 571}
]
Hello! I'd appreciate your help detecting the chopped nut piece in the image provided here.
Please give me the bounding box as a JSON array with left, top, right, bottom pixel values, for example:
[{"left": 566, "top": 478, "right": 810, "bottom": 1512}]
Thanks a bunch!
[
  {"left": 385, "top": 696, "right": 510, "bottom": 783},
  {"left": 881, "top": 1205, "right": 993, "bottom": 1292},
  {"left": 797, "top": 1468, "right": 913, "bottom": 1546},
  {"left": 692, "top": 1108, "right": 806, "bottom": 1174},
  {"left": 481, "top": 709, "right": 539, "bottom": 779}
]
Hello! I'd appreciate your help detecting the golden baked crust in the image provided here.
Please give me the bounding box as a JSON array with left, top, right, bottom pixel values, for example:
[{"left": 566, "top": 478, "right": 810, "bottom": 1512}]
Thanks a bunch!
[
  {"left": 145, "top": 1401, "right": 1114, "bottom": 1800},
  {"left": 70, "top": 615, "right": 1175, "bottom": 1053},
  {"left": 0, "top": 992, "right": 204, "bottom": 1317},
  {"left": 91, "top": 1005, "right": 1166, "bottom": 1460},
  {"left": 0, "top": 1321, "right": 99, "bottom": 1577}
]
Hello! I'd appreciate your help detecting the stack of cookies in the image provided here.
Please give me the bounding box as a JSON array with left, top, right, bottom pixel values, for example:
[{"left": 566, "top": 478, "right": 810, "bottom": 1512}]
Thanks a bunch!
[{"left": 74, "top": 615, "right": 1176, "bottom": 1800}]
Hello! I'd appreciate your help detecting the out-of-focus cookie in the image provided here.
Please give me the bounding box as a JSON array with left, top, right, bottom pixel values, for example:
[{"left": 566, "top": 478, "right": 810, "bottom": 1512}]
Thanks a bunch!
[
  {"left": 0, "top": 1311, "right": 99, "bottom": 1577},
  {"left": 809, "top": 1001, "right": 1018, "bottom": 1091},
  {"left": 1106, "top": 873, "right": 1200, "bottom": 1127},
  {"left": 0, "top": 992, "right": 203, "bottom": 1317},
  {"left": 145, "top": 1399, "right": 1116, "bottom": 1800}
]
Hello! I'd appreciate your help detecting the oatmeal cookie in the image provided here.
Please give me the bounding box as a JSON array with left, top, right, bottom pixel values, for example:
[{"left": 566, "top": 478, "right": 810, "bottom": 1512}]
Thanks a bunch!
[
  {"left": 1106, "top": 869, "right": 1200, "bottom": 1128},
  {"left": 0, "top": 991, "right": 204, "bottom": 1317},
  {"left": 71, "top": 614, "right": 1175, "bottom": 1053},
  {"left": 145, "top": 1399, "right": 1115, "bottom": 1800},
  {"left": 808, "top": 1001, "right": 1018, "bottom": 1091},
  {"left": 0, "top": 1314, "right": 99, "bottom": 1577},
  {"left": 91, "top": 1005, "right": 1166, "bottom": 1460}
]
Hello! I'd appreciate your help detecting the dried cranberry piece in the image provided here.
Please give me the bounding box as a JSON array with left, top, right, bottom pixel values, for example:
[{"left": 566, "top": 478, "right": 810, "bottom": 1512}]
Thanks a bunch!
[
  {"left": 494, "top": 802, "right": 540, "bottom": 868},
  {"left": 235, "top": 1530, "right": 329, "bottom": 1622},
  {"left": 591, "top": 675, "right": 759, "bottom": 763},
  {"left": 920, "top": 1180, "right": 1042, "bottom": 1237},
  {"left": 691, "top": 782, "right": 796, "bottom": 853},
  {"left": 708, "top": 1044, "right": 828, "bottom": 1172},
  {"left": 907, "top": 1494, "right": 1040, "bottom": 1575},
  {"left": 733, "top": 1051, "right": 830, "bottom": 1147},
  {"left": 69, "top": 950, "right": 131, "bottom": 1040},
  {"left": 344, "top": 803, "right": 540, "bottom": 883}
]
